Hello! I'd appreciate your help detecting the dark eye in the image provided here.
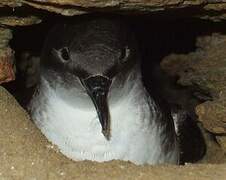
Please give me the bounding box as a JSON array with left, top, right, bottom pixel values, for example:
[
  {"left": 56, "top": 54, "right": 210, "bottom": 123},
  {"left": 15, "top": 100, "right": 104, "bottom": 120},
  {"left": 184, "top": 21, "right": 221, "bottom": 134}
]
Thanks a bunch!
[
  {"left": 119, "top": 46, "right": 130, "bottom": 63},
  {"left": 59, "top": 47, "right": 70, "bottom": 61}
]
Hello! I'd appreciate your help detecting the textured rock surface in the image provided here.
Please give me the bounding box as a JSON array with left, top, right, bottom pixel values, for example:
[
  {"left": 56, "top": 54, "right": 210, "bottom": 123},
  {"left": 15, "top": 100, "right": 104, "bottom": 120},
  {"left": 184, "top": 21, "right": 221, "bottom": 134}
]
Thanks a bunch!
[
  {"left": 161, "top": 33, "right": 226, "bottom": 153},
  {"left": 22, "top": 1, "right": 87, "bottom": 16},
  {"left": 0, "top": 86, "right": 226, "bottom": 180},
  {"left": 0, "top": 16, "right": 41, "bottom": 26},
  {"left": 0, "top": 28, "right": 15, "bottom": 84},
  {"left": 0, "top": 0, "right": 226, "bottom": 18},
  {"left": 0, "top": 14, "right": 41, "bottom": 85},
  {"left": 0, "top": 0, "right": 21, "bottom": 7}
]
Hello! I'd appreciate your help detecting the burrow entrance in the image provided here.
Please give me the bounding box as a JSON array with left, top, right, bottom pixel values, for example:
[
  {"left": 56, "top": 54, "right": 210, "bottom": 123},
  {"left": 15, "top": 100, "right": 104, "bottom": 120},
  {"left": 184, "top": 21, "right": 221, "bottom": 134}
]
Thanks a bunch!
[{"left": 4, "top": 11, "right": 226, "bottom": 165}]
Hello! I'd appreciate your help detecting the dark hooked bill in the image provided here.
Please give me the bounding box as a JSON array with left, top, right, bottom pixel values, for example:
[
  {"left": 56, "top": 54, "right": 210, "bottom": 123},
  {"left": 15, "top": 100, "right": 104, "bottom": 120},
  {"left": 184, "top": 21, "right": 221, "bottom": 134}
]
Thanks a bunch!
[{"left": 81, "top": 75, "right": 112, "bottom": 140}]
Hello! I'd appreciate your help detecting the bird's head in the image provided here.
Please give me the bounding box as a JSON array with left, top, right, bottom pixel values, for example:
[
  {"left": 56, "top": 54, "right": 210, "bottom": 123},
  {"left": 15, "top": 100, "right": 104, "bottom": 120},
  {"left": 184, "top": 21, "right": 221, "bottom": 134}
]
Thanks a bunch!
[{"left": 41, "top": 18, "right": 139, "bottom": 140}]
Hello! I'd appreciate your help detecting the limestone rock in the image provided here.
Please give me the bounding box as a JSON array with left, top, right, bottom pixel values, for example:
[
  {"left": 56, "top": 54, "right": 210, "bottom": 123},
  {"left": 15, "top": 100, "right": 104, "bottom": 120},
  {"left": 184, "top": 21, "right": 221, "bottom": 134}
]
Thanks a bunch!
[
  {"left": 19, "top": 0, "right": 226, "bottom": 12},
  {"left": 22, "top": 1, "right": 86, "bottom": 16},
  {"left": 0, "top": 15, "right": 40, "bottom": 84},
  {"left": 0, "top": 28, "right": 15, "bottom": 84},
  {"left": 0, "top": 16, "right": 41, "bottom": 26},
  {"left": 1, "top": 0, "right": 226, "bottom": 19},
  {"left": 216, "top": 136, "right": 226, "bottom": 154},
  {"left": 0, "top": 0, "right": 22, "bottom": 8},
  {"left": 161, "top": 33, "right": 226, "bottom": 152},
  {"left": 196, "top": 98, "right": 226, "bottom": 134}
]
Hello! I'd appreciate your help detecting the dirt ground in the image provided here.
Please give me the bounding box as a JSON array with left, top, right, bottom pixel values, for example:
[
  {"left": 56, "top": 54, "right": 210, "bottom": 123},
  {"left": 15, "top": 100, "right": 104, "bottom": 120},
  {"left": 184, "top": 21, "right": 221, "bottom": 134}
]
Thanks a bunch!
[{"left": 0, "top": 86, "right": 226, "bottom": 180}]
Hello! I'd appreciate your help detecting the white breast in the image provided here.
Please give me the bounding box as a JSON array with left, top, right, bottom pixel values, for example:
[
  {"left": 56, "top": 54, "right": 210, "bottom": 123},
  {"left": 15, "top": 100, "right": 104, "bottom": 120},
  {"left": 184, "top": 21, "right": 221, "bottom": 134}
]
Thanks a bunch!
[{"left": 29, "top": 74, "right": 179, "bottom": 165}]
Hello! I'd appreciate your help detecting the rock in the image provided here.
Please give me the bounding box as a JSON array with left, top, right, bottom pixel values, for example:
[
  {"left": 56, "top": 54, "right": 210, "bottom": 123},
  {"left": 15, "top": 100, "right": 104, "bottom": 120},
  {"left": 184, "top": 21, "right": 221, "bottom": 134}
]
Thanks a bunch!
[
  {"left": 0, "top": 16, "right": 41, "bottom": 26},
  {"left": 198, "top": 126, "right": 226, "bottom": 164},
  {"left": 0, "top": 0, "right": 22, "bottom": 8},
  {"left": 196, "top": 98, "right": 226, "bottom": 134},
  {"left": 203, "top": 3, "right": 226, "bottom": 22},
  {"left": 163, "top": 33, "right": 223, "bottom": 88},
  {"left": 161, "top": 33, "right": 226, "bottom": 153},
  {"left": 0, "top": 15, "right": 40, "bottom": 85},
  {"left": 0, "top": 28, "right": 12, "bottom": 49},
  {"left": 0, "top": 48, "right": 15, "bottom": 84},
  {"left": 0, "top": 86, "right": 226, "bottom": 179},
  {"left": 0, "top": 28, "right": 15, "bottom": 84},
  {"left": 20, "top": 0, "right": 226, "bottom": 12},
  {"left": 1, "top": 0, "right": 226, "bottom": 20},
  {"left": 0, "top": 15, "right": 41, "bottom": 85},
  {"left": 22, "top": 1, "right": 87, "bottom": 16},
  {"left": 216, "top": 136, "right": 226, "bottom": 154}
]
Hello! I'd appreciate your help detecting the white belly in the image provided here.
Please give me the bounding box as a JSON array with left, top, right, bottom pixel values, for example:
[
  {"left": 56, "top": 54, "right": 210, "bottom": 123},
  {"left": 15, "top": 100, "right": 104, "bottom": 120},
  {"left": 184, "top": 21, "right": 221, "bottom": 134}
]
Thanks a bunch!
[{"left": 29, "top": 78, "right": 179, "bottom": 165}]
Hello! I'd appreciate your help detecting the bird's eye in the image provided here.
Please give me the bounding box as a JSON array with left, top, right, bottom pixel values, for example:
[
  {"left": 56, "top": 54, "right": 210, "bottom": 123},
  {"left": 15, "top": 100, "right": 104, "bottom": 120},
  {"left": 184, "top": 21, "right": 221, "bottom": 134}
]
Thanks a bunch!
[
  {"left": 59, "top": 47, "right": 70, "bottom": 61},
  {"left": 119, "top": 46, "right": 130, "bottom": 63}
]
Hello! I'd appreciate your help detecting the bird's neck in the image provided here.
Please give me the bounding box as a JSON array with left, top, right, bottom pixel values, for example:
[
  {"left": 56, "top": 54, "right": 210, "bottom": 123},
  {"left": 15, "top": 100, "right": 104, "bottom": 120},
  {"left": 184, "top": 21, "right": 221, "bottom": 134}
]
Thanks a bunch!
[
  {"left": 109, "top": 66, "right": 144, "bottom": 105},
  {"left": 30, "top": 66, "right": 179, "bottom": 165}
]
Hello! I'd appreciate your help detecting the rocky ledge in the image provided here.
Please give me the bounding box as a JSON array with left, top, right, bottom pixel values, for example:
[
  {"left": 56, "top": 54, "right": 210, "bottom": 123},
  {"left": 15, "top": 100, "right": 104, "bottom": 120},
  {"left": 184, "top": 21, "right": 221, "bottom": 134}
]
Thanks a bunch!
[
  {"left": 161, "top": 33, "right": 226, "bottom": 155},
  {"left": 0, "top": 0, "right": 226, "bottom": 18}
]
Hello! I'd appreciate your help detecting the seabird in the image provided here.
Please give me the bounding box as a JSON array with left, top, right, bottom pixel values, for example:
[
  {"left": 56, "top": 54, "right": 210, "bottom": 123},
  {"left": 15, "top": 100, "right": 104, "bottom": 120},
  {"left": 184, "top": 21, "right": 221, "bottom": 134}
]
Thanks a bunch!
[{"left": 29, "top": 18, "right": 179, "bottom": 165}]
